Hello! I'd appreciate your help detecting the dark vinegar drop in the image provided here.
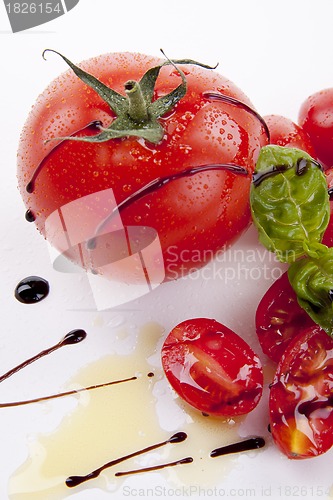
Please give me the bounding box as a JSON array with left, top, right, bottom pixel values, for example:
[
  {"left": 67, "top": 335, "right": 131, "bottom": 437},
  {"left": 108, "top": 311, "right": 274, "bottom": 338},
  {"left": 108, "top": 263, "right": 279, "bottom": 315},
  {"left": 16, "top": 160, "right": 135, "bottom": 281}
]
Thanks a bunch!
[
  {"left": 25, "top": 209, "right": 36, "bottom": 222},
  {"left": 169, "top": 432, "right": 187, "bottom": 444},
  {"left": 61, "top": 329, "right": 87, "bottom": 345},
  {"left": 14, "top": 276, "right": 50, "bottom": 304}
]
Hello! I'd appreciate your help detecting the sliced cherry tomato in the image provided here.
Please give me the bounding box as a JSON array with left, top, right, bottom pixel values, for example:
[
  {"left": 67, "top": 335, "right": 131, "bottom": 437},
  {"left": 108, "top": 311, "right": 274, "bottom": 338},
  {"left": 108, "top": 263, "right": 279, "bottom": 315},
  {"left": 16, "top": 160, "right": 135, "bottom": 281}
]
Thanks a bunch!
[
  {"left": 269, "top": 325, "right": 333, "bottom": 459},
  {"left": 17, "top": 52, "right": 267, "bottom": 282},
  {"left": 161, "top": 318, "right": 263, "bottom": 416},
  {"left": 264, "top": 114, "right": 315, "bottom": 155},
  {"left": 298, "top": 88, "right": 333, "bottom": 169},
  {"left": 256, "top": 272, "right": 315, "bottom": 363}
]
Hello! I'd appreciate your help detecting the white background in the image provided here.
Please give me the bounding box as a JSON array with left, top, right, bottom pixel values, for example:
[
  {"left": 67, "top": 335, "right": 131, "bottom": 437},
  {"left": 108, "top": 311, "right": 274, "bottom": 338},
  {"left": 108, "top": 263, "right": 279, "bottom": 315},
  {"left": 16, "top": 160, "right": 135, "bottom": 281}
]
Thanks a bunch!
[{"left": 1, "top": 1, "right": 333, "bottom": 499}]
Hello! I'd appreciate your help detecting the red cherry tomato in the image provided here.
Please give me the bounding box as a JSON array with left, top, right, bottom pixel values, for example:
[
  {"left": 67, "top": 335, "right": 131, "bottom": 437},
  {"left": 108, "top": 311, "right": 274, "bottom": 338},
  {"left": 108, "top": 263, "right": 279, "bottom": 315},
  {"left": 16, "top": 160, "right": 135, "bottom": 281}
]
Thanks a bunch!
[
  {"left": 17, "top": 52, "right": 267, "bottom": 282},
  {"left": 298, "top": 88, "right": 333, "bottom": 169},
  {"left": 161, "top": 318, "right": 263, "bottom": 416},
  {"left": 264, "top": 114, "right": 315, "bottom": 155},
  {"left": 269, "top": 326, "right": 333, "bottom": 459},
  {"left": 256, "top": 271, "right": 315, "bottom": 363}
]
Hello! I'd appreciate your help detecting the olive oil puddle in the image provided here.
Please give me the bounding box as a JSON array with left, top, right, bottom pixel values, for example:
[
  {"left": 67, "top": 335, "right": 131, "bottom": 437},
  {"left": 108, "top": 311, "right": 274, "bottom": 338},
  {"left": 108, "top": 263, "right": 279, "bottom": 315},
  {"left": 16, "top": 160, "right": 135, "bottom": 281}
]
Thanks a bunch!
[{"left": 8, "top": 322, "right": 261, "bottom": 499}]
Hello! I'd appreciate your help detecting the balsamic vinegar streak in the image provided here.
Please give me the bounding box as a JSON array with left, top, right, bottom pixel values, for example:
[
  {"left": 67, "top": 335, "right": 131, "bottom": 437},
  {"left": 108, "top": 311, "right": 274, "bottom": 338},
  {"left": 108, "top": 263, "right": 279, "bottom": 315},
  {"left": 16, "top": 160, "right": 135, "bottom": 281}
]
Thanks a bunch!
[
  {"left": 66, "top": 432, "right": 265, "bottom": 486},
  {"left": 65, "top": 432, "right": 188, "bottom": 487},
  {"left": 26, "top": 120, "right": 103, "bottom": 193},
  {"left": 87, "top": 162, "right": 248, "bottom": 249},
  {"left": 115, "top": 457, "right": 193, "bottom": 477},
  {"left": 203, "top": 91, "right": 271, "bottom": 141},
  {"left": 0, "top": 376, "right": 137, "bottom": 408},
  {"left": 210, "top": 437, "right": 265, "bottom": 457},
  {"left": 252, "top": 158, "right": 322, "bottom": 187},
  {"left": 0, "top": 330, "right": 86, "bottom": 384}
]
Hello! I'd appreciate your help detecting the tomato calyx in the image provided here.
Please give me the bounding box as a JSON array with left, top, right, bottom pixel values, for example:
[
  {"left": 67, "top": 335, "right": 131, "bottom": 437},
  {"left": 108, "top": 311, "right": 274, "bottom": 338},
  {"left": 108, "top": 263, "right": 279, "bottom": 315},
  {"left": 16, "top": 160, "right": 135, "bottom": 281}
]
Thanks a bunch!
[{"left": 42, "top": 49, "right": 216, "bottom": 145}]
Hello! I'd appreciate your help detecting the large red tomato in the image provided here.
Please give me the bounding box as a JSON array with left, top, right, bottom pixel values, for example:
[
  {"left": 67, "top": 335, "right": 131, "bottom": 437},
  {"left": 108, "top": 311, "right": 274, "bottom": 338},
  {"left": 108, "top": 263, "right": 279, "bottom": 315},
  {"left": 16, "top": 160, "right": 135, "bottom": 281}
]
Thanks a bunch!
[{"left": 17, "top": 52, "right": 267, "bottom": 283}]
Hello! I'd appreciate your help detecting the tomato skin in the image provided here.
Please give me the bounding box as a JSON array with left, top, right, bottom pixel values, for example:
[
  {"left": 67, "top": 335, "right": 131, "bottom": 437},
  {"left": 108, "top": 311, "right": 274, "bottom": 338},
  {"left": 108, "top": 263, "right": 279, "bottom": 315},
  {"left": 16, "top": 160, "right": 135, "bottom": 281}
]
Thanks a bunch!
[
  {"left": 298, "top": 88, "right": 333, "bottom": 169},
  {"left": 264, "top": 114, "right": 315, "bottom": 155},
  {"left": 161, "top": 318, "right": 263, "bottom": 416},
  {"left": 256, "top": 271, "right": 316, "bottom": 363},
  {"left": 269, "top": 326, "right": 333, "bottom": 459},
  {"left": 17, "top": 52, "right": 267, "bottom": 282}
]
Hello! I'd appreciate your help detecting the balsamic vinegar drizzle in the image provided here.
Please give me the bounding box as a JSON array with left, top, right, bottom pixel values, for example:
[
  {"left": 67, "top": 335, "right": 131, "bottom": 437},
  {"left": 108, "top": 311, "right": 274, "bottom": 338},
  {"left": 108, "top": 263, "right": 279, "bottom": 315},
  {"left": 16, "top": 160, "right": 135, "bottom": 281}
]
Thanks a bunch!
[
  {"left": 14, "top": 276, "right": 50, "bottom": 304},
  {"left": 328, "top": 186, "right": 333, "bottom": 200},
  {"left": 203, "top": 91, "right": 271, "bottom": 142},
  {"left": 0, "top": 376, "right": 137, "bottom": 408},
  {"left": 296, "top": 157, "right": 322, "bottom": 174},
  {"left": 65, "top": 431, "right": 188, "bottom": 487},
  {"left": 25, "top": 120, "right": 103, "bottom": 194},
  {"left": 65, "top": 431, "right": 265, "bottom": 486},
  {"left": 115, "top": 457, "right": 193, "bottom": 477},
  {"left": 252, "top": 158, "right": 323, "bottom": 188},
  {"left": 210, "top": 437, "right": 265, "bottom": 458},
  {"left": 252, "top": 164, "right": 289, "bottom": 187},
  {"left": 0, "top": 329, "right": 86, "bottom": 384},
  {"left": 87, "top": 162, "right": 249, "bottom": 250}
]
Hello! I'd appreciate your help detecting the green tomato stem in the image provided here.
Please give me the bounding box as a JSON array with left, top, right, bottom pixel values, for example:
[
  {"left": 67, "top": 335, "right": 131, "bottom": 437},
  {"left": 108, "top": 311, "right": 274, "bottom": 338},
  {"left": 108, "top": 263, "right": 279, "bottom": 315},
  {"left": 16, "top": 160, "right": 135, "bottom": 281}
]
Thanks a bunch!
[{"left": 124, "top": 80, "right": 149, "bottom": 123}]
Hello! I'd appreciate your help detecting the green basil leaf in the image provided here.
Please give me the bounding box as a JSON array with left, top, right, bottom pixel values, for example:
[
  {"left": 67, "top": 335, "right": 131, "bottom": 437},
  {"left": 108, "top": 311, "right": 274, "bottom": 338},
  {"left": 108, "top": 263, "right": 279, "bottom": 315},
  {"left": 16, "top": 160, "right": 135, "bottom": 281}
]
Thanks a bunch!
[
  {"left": 250, "top": 145, "right": 329, "bottom": 263},
  {"left": 288, "top": 246, "right": 333, "bottom": 335}
]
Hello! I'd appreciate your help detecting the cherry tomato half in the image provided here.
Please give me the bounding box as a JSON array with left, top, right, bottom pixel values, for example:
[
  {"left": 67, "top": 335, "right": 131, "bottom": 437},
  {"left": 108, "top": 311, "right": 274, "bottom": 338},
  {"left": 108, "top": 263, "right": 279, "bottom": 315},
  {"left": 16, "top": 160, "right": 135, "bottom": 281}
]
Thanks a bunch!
[
  {"left": 17, "top": 52, "right": 267, "bottom": 282},
  {"left": 264, "top": 114, "right": 315, "bottom": 155},
  {"left": 255, "top": 271, "right": 315, "bottom": 363},
  {"left": 161, "top": 318, "right": 263, "bottom": 416},
  {"left": 269, "top": 325, "right": 333, "bottom": 459},
  {"left": 298, "top": 88, "right": 333, "bottom": 169}
]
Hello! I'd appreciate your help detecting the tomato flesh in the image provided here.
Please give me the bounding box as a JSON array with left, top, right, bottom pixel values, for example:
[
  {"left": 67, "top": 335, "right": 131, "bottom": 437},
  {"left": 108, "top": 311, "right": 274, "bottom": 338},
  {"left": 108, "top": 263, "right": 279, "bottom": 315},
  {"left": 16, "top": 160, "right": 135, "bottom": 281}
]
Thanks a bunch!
[
  {"left": 269, "top": 326, "right": 333, "bottom": 459},
  {"left": 256, "top": 272, "right": 315, "bottom": 363},
  {"left": 161, "top": 318, "right": 263, "bottom": 416}
]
